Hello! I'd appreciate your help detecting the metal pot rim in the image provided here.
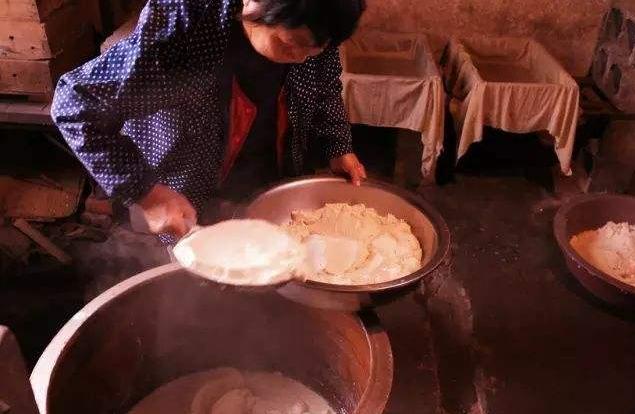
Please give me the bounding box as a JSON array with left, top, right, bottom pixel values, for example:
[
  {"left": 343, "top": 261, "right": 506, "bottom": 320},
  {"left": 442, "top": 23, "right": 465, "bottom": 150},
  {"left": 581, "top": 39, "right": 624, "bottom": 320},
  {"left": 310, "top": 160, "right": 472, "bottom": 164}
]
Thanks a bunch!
[{"left": 30, "top": 263, "right": 394, "bottom": 414}]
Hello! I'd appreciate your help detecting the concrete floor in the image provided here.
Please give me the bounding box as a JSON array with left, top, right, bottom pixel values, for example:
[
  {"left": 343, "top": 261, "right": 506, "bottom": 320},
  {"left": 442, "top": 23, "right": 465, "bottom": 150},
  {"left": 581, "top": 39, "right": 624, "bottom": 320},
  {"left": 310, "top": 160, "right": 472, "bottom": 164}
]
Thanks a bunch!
[
  {"left": 2, "top": 128, "right": 635, "bottom": 414},
  {"left": 415, "top": 176, "right": 635, "bottom": 414}
]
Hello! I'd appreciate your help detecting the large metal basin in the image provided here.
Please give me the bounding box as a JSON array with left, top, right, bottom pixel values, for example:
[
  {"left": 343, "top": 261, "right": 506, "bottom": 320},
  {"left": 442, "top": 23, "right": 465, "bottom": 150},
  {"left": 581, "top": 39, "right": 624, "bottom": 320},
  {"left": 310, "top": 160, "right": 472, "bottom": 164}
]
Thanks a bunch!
[
  {"left": 243, "top": 176, "right": 451, "bottom": 311},
  {"left": 30, "top": 265, "right": 393, "bottom": 414},
  {"left": 554, "top": 193, "right": 635, "bottom": 309}
]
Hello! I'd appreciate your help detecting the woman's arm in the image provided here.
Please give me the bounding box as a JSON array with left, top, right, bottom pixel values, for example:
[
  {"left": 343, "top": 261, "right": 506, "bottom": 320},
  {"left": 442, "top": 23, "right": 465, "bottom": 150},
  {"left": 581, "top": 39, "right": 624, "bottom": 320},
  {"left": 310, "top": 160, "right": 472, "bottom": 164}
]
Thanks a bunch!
[
  {"left": 312, "top": 46, "right": 366, "bottom": 184},
  {"left": 311, "top": 46, "right": 355, "bottom": 160},
  {"left": 51, "top": 0, "right": 202, "bottom": 205}
]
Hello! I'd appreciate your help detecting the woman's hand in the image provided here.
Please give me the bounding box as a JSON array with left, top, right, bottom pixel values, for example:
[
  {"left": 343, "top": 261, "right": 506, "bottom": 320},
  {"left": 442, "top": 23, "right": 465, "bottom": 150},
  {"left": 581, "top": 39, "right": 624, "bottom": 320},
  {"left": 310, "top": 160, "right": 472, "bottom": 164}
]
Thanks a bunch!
[
  {"left": 137, "top": 184, "right": 198, "bottom": 238},
  {"left": 330, "top": 153, "right": 367, "bottom": 186}
]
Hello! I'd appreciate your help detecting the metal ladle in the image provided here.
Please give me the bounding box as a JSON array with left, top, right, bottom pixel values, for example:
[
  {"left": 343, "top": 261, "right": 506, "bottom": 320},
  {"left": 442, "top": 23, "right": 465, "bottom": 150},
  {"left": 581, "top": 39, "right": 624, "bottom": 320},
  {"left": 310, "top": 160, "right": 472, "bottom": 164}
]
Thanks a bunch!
[{"left": 171, "top": 219, "right": 307, "bottom": 292}]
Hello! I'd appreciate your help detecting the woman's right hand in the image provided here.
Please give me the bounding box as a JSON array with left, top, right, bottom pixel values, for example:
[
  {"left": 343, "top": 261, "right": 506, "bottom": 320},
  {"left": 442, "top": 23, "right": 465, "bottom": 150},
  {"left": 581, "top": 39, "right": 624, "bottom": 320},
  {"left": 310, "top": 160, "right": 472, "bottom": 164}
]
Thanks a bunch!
[{"left": 137, "top": 184, "right": 198, "bottom": 238}]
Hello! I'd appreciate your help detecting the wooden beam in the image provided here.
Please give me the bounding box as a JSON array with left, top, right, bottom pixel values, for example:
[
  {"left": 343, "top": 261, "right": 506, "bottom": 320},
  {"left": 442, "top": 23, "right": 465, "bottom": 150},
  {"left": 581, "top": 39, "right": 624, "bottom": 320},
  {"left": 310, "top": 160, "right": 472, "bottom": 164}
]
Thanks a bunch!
[
  {"left": 0, "top": 98, "right": 52, "bottom": 125},
  {"left": 0, "top": 59, "right": 54, "bottom": 96}
]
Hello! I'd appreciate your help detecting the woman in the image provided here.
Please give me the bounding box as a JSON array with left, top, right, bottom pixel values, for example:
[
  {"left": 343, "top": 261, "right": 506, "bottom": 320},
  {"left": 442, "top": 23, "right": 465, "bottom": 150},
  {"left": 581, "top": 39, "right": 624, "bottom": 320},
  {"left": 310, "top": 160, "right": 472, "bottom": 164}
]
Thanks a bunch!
[{"left": 52, "top": 0, "right": 367, "bottom": 240}]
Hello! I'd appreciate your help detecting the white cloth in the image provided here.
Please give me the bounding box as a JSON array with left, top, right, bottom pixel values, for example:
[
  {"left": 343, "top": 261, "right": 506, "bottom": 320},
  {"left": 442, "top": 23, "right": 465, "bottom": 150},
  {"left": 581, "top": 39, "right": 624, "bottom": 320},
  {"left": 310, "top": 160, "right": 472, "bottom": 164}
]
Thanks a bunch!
[
  {"left": 341, "top": 31, "right": 445, "bottom": 182},
  {"left": 444, "top": 37, "right": 580, "bottom": 176}
]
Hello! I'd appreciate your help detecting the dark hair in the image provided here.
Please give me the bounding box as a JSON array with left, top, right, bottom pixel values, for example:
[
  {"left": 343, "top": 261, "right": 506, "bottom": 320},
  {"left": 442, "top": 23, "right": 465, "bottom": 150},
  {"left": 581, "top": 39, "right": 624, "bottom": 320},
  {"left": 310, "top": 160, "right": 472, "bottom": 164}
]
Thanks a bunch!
[{"left": 243, "top": 0, "right": 366, "bottom": 46}]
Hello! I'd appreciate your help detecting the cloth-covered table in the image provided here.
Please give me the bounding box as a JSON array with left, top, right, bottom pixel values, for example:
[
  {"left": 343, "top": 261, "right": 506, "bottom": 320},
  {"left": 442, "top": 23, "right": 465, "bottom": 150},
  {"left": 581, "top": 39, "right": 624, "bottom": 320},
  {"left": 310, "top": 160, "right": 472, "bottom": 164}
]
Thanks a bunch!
[
  {"left": 444, "top": 37, "right": 580, "bottom": 175},
  {"left": 341, "top": 31, "right": 445, "bottom": 182}
]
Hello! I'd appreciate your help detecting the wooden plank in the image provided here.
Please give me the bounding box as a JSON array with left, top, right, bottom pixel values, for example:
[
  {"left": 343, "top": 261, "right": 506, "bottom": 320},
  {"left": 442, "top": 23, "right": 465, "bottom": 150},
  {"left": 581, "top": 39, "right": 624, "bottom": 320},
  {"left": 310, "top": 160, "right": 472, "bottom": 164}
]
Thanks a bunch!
[
  {"left": 0, "top": 59, "right": 52, "bottom": 96},
  {"left": 0, "top": 100, "right": 11, "bottom": 123},
  {"left": 0, "top": 0, "right": 70, "bottom": 21},
  {"left": 0, "top": 3, "right": 90, "bottom": 59},
  {"left": 0, "top": 159, "right": 84, "bottom": 221},
  {"left": 0, "top": 98, "right": 52, "bottom": 124},
  {"left": 0, "top": 30, "right": 95, "bottom": 97},
  {"left": 13, "top": 218, "right": 72, "bottom": 263}
]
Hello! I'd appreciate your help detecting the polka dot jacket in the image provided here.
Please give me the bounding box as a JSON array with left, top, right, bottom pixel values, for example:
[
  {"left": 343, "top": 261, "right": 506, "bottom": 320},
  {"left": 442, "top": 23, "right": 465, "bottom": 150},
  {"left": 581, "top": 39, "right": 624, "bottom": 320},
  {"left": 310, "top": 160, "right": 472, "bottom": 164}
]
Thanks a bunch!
[{"left": 51, "top": 0, "right": 354, "bottom": 210}]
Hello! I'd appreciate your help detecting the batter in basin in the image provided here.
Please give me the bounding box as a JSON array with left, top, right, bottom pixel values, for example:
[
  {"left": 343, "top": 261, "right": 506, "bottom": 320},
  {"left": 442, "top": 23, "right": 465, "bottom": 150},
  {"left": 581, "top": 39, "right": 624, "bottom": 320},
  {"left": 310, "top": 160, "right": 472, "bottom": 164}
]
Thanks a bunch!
[
  {"left": 284, "top": 203, "right": 423, "bottom": 285},
  {"left": 128, "top": 367, "right": 334, "bottom": 414}
]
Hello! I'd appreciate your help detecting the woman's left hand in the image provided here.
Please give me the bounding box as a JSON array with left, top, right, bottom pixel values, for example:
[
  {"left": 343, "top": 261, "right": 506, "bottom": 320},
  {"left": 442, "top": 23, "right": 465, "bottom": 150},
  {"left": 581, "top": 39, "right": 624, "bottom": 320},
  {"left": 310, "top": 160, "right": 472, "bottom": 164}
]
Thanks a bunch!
[{"left": 330, "top": 153, "right": 367, "bottom": 186}]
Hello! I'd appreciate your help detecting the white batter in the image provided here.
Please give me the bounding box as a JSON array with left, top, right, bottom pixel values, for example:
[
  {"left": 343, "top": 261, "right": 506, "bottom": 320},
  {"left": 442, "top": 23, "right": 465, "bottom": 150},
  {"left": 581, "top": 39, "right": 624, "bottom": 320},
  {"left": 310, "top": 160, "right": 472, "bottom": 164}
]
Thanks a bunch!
[
  {"left": 173, "top": 220, "right": 305, "bottom": 286},
  {"left": 284, "top": 203, "right": 423, "bottom": 285},
  {"left": 570, "top": 221, "right": 635, "bottom": 286},
  {"left": 127, "top": 368, "right": 335, "bottom": 414}
]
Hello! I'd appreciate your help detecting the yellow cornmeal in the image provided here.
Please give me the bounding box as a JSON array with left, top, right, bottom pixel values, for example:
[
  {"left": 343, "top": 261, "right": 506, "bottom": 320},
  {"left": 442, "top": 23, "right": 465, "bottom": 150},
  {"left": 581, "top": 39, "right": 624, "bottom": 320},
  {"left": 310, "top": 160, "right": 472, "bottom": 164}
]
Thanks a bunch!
[
  {"left": 284, "top": 203, "right": 422, "bottom": 285},
  {"left": 570, "top": 221, "right": 635, "bottom": 286}
]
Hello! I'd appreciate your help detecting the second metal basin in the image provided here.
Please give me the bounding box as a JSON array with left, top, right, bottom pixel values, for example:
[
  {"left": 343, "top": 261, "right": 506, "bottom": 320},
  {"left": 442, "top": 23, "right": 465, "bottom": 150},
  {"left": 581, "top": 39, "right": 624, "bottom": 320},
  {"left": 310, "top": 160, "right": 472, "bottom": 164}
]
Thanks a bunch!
[{"left": 243, "top": 176, "right": 451, "bottom": 311}]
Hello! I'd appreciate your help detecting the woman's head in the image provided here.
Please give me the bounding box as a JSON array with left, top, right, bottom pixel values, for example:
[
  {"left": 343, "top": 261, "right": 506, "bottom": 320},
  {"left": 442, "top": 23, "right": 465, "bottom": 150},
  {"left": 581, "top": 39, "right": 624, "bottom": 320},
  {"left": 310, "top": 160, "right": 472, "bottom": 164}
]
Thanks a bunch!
[{"left": 241, "top": 0, "right": 366, "bottom": 63}]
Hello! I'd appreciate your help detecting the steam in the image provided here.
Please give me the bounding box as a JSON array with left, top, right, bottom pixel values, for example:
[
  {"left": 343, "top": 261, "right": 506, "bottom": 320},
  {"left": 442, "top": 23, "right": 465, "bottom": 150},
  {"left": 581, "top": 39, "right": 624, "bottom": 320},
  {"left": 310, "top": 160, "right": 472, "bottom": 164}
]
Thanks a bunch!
[{"left": 68, "top": 225, "right": 170, "bottom": 301}]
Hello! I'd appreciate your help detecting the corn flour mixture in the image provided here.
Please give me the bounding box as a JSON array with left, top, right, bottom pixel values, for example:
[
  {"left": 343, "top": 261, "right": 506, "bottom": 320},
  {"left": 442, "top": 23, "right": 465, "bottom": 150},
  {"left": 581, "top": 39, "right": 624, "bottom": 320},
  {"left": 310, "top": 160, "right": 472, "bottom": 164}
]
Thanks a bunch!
[
  {"left": 128, "top": 368, "right": 334, "bottom": 414},
  {"left": 173, "top": 220, "right": 305, "bottom": 286},
  {"left": 570, "top": 221, "right": 635, "bottom": 286},
  {"left": 284, "top": 203, "right": 422, "bottom": 285}
]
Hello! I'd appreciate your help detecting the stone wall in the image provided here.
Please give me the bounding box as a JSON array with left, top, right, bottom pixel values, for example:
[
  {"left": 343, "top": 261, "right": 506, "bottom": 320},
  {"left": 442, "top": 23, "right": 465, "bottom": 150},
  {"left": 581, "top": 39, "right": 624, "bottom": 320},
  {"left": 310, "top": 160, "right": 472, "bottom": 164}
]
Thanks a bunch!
[
  {"left": 589, "top": 120, "right": 635, "bottom": 193},
  {"left": 592, "top": 1, "right": 635, "bottom": 112},
  {"left": 360, "top": 0, "right": 611, "bottom": 77}
]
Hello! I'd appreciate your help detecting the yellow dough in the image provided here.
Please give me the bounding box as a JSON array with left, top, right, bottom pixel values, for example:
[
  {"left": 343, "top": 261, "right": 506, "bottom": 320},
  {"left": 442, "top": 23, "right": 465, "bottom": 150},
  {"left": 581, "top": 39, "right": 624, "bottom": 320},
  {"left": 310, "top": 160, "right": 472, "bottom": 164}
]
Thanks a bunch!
[
  {"left": 284, "top": 203, "right": 423, "bottom": 285},
  {"left": 570, "top": 221, "right": 635, "bottom": 285},
  {"left": 173, "top": 220, "right": 305, "bottom": 286}
]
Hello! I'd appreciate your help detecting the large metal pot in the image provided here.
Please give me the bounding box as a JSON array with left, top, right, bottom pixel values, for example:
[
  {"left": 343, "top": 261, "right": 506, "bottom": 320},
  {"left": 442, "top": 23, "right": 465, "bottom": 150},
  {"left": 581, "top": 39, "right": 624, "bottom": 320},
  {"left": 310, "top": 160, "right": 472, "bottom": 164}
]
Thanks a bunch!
[
  {"left": 30, "top": 265, "right": 393, "bottom": 414},
  {"left": 243, "top": 176, "right": 451, "bottom": 311}
]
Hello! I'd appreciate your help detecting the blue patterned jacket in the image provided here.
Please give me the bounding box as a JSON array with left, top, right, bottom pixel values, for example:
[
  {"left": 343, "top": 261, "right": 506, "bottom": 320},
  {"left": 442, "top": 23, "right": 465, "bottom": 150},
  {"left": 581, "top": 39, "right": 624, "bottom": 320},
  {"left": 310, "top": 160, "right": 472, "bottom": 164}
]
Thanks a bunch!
[{"left": 51, "top": 0, "right": 353, "bottom": 209}]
